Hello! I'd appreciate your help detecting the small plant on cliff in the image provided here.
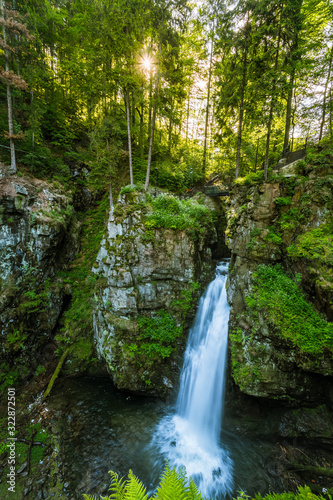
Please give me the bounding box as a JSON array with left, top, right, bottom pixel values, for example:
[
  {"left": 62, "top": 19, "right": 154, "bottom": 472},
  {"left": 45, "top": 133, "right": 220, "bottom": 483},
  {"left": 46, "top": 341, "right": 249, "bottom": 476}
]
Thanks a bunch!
[{"left": 136, "top": 310, "right": 182, "bottom": 360}]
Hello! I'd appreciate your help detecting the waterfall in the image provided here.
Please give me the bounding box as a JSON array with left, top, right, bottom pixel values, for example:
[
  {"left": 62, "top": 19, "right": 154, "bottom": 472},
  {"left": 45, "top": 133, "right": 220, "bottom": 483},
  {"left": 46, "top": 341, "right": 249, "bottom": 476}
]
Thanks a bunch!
[{"left": 152, "top": 260, "right": 234, "bottom": 498}]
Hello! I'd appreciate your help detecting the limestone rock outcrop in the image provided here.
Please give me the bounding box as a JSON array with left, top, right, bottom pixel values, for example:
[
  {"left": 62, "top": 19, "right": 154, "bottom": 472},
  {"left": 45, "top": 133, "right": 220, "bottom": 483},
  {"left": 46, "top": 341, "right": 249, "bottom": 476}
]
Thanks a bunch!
[
  {"left": 0, "top": 174, "right": 79, "bottom": 382},
  {"left": 92, "top": 190, "right": 224, "bottom": 395},
  {"left": 225, "top": 172, "right": 333, "bottom": 404}
]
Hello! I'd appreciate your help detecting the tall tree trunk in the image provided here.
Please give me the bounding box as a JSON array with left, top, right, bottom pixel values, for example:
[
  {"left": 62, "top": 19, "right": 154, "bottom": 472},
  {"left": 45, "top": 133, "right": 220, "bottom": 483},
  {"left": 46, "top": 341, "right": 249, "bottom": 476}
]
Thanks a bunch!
[
  {"left": 126, "top": 87, "right": 134, "bottom": 186},
  {"left": 109, "top": 180, "right": 114, "bottom": 215},
  {"left": 254, "top": 136, "right": 259, "bottom": 172},
  {"left": 235, "top": 48, "right": 247, "bottom": 180},
  {"left": 330, "top": 87, "right": 333, "bottom": 140},
  {"left": 145, "top": 60, "right": 160, "bottom": 191},
  {"left": 203, "top": 34, "right": 214, "bottom": 176},
  {"left": 1, "top": 0, "right": 16, "bottom": 173},
  {"left": 185, "top": 95, "right": 190, "bottom": 144},
  {"left": 139, "top": 102, "right": 144, "bottom": 159},
  {"left": 283, "top": 69, "right": 295, "bottom": 151},
  {"left": 264, "top": 12, "right": 283, "bottom": 182},
  {"left": 168, "top": 97, "right": 173, "bottom": 154},
  {"left": 319, "top": 46, "right": 333, "bottom": 141}
]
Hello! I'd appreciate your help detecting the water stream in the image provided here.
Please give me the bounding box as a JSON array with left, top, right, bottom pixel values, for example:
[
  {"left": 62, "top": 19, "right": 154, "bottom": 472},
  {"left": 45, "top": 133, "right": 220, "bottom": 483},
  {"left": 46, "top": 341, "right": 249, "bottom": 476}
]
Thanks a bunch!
[
  {"left": 46, "top": 260, "right": 286, "bottom": 499},
  {"left": 152, "top": 260, "right": 233, "bottom": 498}
]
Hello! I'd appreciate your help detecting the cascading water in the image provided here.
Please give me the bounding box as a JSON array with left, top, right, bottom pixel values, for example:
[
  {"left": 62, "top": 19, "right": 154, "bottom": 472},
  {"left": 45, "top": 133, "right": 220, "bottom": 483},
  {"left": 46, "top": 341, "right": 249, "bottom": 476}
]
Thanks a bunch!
[{"left": 152, "top": 260, "right": 234, "bottom": 498}]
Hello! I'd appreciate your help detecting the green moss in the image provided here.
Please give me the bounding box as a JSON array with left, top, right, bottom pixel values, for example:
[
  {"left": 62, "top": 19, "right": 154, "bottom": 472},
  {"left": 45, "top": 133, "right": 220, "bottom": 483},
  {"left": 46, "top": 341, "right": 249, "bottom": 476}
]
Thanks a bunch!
[
  {"left": 263, "top": 227, "right": 283, "bottom": 245},
  {"left": 287, "top": 223, "right": 333, "bottom": 266},
  {"left": 275, "top": 196, "right": 292, "bottom": 206},
  {"left": 55, "top": 195, "right": 109, "bottom": 366},
  {"left": 246, "top": 264, "right": 333, "bottom": 356}
]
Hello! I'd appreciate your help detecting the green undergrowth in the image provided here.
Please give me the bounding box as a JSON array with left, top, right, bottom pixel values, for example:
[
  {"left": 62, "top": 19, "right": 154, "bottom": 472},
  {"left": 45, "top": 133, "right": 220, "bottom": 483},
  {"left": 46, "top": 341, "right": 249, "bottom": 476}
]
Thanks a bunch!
[
  {"left": 83, "top": 466, "right": 331, "bottom": 500},
  {"left": 0, "top": 422, "right": 51, "bottom": 499},
  {"left": 246, "top": 264, "right": 333, "bottom": 356},
  {"left": 135, "top": 310, "right": 182, "bottom": 360},
  {"left": 297, "top": 139, "right": 333, "bottom": 176},
  {"left": 234, "top": 170, "right": 265, "bottom": 186},
  {"left": 115, "top": 188, "right": 215, "bottom": 242},
  {"left": 55, "top": 195, "right": 109, "bottom": 367},
  {"left": 144, "top": 193, "right": 214, "bottom": 238}
]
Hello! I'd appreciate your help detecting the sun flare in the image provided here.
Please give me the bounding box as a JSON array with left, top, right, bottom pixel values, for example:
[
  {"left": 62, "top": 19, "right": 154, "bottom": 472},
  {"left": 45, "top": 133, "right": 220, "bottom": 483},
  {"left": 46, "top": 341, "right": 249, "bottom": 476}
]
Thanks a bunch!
[{"left": 141, "top": 56, "right": 153, "bottom": 72}]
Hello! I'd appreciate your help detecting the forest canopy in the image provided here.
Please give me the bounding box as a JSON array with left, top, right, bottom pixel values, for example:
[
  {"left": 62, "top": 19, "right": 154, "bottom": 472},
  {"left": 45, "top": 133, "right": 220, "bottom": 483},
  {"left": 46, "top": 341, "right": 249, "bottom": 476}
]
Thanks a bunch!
[{"left": 0, "top": 0, "right": 332, "bottom": 190}]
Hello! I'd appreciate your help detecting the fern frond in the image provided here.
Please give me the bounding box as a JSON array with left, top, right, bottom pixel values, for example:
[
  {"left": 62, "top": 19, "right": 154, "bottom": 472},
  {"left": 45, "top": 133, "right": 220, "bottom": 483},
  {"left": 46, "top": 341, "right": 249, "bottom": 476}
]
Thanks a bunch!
[
  {"left": 108, "top": 470, "right": 126, "bottom": 500},
  {"left": 124, "top": 469, "right": 148, "bottom": 500},
  {"left": 187, "top": 478, "right": 203, "bottom": 500},
  {"left": 153, "top": 465, "right": 188, "bottom": 500},
  {"left": 82, "top": 495, "right": 100, "bottom": 500}
]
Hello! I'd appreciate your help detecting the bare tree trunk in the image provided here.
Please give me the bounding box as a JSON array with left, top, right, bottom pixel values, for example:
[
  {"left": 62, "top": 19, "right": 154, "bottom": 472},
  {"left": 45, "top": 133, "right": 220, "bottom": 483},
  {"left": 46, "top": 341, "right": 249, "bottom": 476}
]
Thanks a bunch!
[
  {"left": 203, "top": 34, "right": 214, "bottom": 177},
  {"left": 283, "top": 70, "right": 295, "bottom": 151},
  {"left": 168, "top": 97, "right": 173, "bottom": 154},
  {"left": 319, "top": 46, "right": 333, "bottom": 141},
  {"left": 125, "top": 87, "right": 134, "bottom": 186},
  {"left": 264, "top": 12, "right": 282, "bottom": 182},
  {"left": 1, "top": 0, "right": 16, "bottom": 173},
  {"left": 109, "top": 181, "right": 114, "bottom": 217},
  {"left": 235, "top": 48, "right": 247, "bottom": 180},
  {"left": 145, "top": 62, "right": 160, "bottom": 191},
  {"left": 185, "top": 95, "right": 190, "bottom": 144},
  {"left": 330, "top": 87, "right": 333, "bottom": 140}
]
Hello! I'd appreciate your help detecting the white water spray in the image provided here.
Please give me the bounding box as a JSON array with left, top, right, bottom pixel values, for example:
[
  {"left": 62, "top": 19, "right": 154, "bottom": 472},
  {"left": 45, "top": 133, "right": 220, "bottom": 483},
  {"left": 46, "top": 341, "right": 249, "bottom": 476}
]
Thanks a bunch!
[{"left": 152, "top": 261, "right": 234, "bottom": 498}]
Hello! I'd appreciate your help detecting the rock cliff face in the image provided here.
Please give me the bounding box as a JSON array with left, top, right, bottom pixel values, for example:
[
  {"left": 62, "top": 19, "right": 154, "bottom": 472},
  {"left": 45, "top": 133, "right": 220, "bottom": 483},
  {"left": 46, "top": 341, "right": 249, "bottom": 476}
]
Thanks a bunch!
[
  {"left": 92, "top": 190, "right": 225, "bottom": 395},
  {"left": 225, "top": 164, "right": 333, "bottom": 405},
  {"left": 0, "top": 174, "right": 79, "bottom": 384}
]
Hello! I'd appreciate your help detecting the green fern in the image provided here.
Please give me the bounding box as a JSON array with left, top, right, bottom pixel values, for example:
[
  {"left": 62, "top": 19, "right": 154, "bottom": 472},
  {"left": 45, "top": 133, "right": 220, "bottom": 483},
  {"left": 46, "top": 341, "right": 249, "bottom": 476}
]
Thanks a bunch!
[
  {"left": 187, "top": 479, "right": 203, "bottom": 500},
  {"left": 84, "top": 465, "right": 204, "bottom": 500},
  {"left": 124, "top": 469, "right": 148, "bottom": 500},
  {"left": 152, "top": 464, "right": 188, "bottom": 500},
  {"left": 107, "top": 471, "right": 127, "bottom": 500}
]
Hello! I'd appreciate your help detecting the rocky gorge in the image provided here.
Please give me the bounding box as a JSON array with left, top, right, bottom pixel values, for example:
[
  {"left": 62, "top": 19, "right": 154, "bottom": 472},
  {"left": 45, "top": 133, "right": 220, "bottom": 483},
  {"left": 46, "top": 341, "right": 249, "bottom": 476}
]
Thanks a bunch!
[{"left": 0, "top": 144, "right": 332, "bottom": 498}]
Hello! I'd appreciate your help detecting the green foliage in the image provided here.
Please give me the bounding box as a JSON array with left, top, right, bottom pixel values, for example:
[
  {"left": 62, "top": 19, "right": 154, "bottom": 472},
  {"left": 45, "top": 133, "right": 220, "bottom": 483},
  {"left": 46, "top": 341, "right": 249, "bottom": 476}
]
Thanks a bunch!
[
  {"left": 85, "top": 465, "right": 203, "bottom": 500},
  {"left": 234, "top": 171, "right": 264, "bottom": 186},
  {"left": 84, "top": 470, "right": 330, "bottom": 500},
  {"left": 246, "top": 264, "right": 333, "bottom": 355},
  {"left": 144, "top": 194, "right": 213, "bottom": 238},
  {"left": 287, "top": 224, "right": 333, "bottom": 265},
  {"left": 171, "top": 282, "right": 201, "bottom": 320},
  {"left": 251, "top": 486, "right": 330, "bottom": 500},
  {"left": 275, "top": 197, "right": 292, "bottom": 206},
  {"left": 263, "top": 227, "right": 283, "bottom": 246},
  {"left": 55, "top": 196, "right": 109, "bottom": 367},
  {"left": 5, "top": 330, "right": 28, "bottom": 352},
  {"left": 137, "top": 310, "right": 182, "bottom": 360}
]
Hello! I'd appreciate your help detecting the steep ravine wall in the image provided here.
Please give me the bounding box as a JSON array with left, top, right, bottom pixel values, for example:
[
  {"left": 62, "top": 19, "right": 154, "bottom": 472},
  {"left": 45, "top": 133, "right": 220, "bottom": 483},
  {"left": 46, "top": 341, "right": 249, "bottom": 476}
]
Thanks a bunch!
[
  {"left": 225, "top": 175, "right": 333, "bottom": 404},
  {"left": 91, "top": 190, "right": 228, "bottom": 396},
  {"left": 0, "top": 174, "right": 80, "bottom": 386}
]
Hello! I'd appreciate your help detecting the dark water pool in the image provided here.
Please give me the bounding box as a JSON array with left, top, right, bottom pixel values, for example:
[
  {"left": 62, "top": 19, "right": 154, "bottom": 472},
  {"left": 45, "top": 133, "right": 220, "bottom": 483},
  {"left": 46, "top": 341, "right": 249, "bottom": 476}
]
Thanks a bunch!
[{"left": 47, "top": 377, "right": 285, "bottom": 499}]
